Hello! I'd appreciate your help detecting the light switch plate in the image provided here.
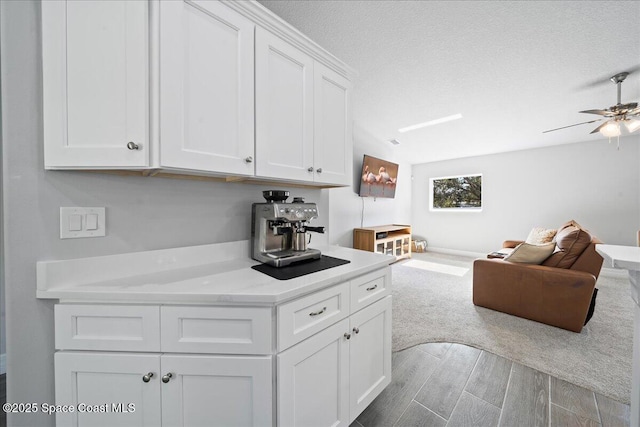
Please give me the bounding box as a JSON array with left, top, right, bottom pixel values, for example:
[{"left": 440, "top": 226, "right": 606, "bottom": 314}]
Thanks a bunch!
[{"left": 60, "top": 207, "right": 106, "bottom": 239}]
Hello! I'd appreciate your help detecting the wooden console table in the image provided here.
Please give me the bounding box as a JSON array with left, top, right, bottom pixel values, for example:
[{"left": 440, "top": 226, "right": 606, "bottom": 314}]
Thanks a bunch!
[{"left": 353, "top": 224, "right": 411, "bottom": 261}]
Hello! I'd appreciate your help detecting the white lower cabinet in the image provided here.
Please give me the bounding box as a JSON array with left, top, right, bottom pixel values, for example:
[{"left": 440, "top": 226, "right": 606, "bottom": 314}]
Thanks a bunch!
[
  {"left": 348, "top": 296, "right": 392, "bottom": 420},
  {"left": 53, "top": 267, "right": 391, "bottom": 427},
  {"left": 278, "top": 296, "right": 392, "bottom": 427},
  {"left": 55, "top": 352, "right": 272, "bottom": 427},
  {"left": 55, "top": 352, "right": 161, "bottom": 427},
  {"left": 278, "top": 319, "right": 350, "bottom": 427},
  {"left": 160, "top": 355, "right": 273, "bottom": 427}
]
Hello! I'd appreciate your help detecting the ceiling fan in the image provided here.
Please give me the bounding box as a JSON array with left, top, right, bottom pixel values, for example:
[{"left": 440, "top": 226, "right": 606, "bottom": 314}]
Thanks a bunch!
[{"left": 543, "top": 71, "right": 640, "bottom": 137}]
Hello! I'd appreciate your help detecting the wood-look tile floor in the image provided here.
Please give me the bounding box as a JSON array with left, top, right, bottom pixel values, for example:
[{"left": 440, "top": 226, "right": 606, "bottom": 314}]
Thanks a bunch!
[
  {"left": 352, "top": 343, "right": 630, "bottom": 427},
  {"left": 0, "top": 374, "right": 5, "bottom": 427}
]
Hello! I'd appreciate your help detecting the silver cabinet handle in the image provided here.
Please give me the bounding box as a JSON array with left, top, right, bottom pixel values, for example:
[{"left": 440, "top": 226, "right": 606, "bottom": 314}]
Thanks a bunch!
[
  {"left": 162, "top": 373, "right": 173, "bottom": 383},
  {"left": 244, "top": 156, "right": 253, "bottom": 163},
  {"left": 316, "top": 168, "right": 323, "bottom": 173},
  {"left": 352, "top": 327, "right": 360, "bottom": 334},
  {"left": 366, "top": 284, "right": 378, "bottom": 291},
  {"left": 344, "top": 332, "right": 351, "bottom": 340},
  {"left": 127, "top": 141, "right": 140, "bottom": 150},
  {"left": 142, "top": 372, "right": 154, "bottom": 383},
  {"left": 309, "top": 307, "right": 327, "bottom": 317},
  {"left": 307, "top": 167, "right": 314, "bottom": 172}
]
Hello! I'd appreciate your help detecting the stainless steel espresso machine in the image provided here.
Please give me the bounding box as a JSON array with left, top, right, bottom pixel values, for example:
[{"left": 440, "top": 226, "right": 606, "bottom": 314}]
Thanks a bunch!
[{"left": 251, "top": 190, "right": 326, "bottom": 267}]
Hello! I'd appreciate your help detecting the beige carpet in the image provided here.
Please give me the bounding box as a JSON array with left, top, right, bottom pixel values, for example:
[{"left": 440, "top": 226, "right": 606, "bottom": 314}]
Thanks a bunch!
[{"left": 392, "top": 251, "right": 634, "bottom": 404}]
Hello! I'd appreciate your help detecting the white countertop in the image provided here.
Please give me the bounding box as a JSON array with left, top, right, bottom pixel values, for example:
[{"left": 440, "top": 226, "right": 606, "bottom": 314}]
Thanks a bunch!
[
  {"left": 596, "top": 244, "right": 640, "bottom": 271},
  {"left": 36, "top": 241, "right": 392, "bottom": 304}
]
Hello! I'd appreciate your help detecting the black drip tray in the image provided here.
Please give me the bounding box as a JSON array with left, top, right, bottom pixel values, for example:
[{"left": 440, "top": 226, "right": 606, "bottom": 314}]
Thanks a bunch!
[{"left": 252, "top": 255, "right": 351, "bottom": 280}]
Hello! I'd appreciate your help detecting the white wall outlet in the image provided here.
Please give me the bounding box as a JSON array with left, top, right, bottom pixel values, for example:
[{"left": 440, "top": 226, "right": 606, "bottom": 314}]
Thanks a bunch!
[{"left": 60, "top": 207, "right": 106, "bottom": 239}]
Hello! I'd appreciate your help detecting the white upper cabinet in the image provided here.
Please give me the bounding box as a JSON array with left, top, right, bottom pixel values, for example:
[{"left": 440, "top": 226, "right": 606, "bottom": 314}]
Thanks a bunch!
[
  {"left": 42, "top": 0, "right": 149, "bottom": 168},
  {"left": 255, "top": 27, "right": 315, "bottom": 182},
  {"left": 314, "top": 63, "right": 353, "bottom": 186},
  {"left": 255, "top": 28, "right": 353, "bottom": 185},
  {"left": 42, "top": 0, "right": 354, "bottom": 186},
  {"left": 160, "top": 0, "right": 256, "bottom": 175}
]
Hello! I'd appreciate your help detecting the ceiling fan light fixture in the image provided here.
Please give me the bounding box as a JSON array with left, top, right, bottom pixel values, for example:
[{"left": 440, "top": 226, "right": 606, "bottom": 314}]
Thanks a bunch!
[
  {"left": 624, "top": 119, "right": 640, "bottom": 133},
  {"left": 600, "top": 120, "right": 621, "bottom": 137}
]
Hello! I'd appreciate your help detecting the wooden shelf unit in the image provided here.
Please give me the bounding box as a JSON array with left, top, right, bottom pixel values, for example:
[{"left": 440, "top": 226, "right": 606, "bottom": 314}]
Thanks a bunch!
[{"left": 353, "top": 224, "right": 411, "bottom": 261}]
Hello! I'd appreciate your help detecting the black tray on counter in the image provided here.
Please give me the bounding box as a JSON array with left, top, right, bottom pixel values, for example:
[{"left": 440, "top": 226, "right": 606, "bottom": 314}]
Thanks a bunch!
[{"left": 252, "top": 255, "right": 350, "bottom": 280}]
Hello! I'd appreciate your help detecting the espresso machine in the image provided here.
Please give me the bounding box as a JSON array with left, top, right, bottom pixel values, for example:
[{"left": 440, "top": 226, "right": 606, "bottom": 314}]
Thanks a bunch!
[{"left": 251, "top": 190, "right": 326, "bottom": 267}]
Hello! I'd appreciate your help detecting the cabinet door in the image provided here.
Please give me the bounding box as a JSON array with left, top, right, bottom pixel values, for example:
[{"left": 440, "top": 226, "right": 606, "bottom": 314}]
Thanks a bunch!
[
  {"left": 313, "top": 63, "right": 353, "bottom": 185},
  {"left": 349, "top": 296, "right": 392, "bottom": 423},
  {"left": 278, "top": 318, "right": 350, "bottom": 427},
  {"left": 160, "top": 0, "right": 255, "bottom": 175},
  {"left": 54, "top": 352, "right": 161, "bottom": 427},
  {"left": 255, "top": 28, "right": 315, "bottom": 182},
  {"left": 161, "top": 354, "right": 273, "bottom": 427},
  {"left": 42, "top": 0, "right": 148, "bottom": 168}
]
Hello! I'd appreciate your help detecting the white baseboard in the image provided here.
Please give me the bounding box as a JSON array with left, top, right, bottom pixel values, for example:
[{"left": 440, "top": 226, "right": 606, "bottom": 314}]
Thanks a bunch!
[
  {"left": 0, "top": 353, "right": 5, "bottom": 374},
  {"left": 423, "top": 247, "right": 486, "bottom": 259}
]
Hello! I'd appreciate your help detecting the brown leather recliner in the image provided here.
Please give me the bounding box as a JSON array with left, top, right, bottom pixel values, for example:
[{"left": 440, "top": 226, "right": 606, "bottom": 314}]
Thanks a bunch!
[{"left": 473, "top": 223, "right": 604, "bottom": 333}]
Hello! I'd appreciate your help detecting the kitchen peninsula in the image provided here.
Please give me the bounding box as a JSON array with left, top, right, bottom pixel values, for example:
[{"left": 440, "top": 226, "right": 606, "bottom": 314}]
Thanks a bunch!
[{"left": 38, "top": 241, "right": 393, "bottom": 426}]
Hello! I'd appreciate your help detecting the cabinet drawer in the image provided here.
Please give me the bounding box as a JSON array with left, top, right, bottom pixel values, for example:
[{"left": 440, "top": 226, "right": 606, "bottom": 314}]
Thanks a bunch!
[
  {"left": 161, "top": 306, "right": 273, "bottom": 355},
  {"left": 277, "top": 282, "right": 349, "bottom": 352},
  {"left": 55, "top": 304, "right": 160, "bottom": 351},
  {"left": 350, "top": 267, "right": 391, "bottom": 313}
]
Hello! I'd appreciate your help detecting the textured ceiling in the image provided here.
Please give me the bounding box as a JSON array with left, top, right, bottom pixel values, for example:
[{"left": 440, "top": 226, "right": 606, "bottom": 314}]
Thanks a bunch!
[{"left": 258, "top": 0, "right": 640, "bottom": 164}]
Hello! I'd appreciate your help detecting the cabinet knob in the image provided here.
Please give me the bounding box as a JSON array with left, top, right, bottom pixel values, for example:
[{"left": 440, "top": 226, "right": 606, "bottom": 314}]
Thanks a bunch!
[
  {"left": 127, "top": 141, "right": 140, "bottom": 150},
  {"left": 316, "top": 168, "right": 323, "bottom": 173},
  {"left": 162, "top": 373, "right": 173, "bottom": 383},
  {"left": 244, "top": 156, "right": 253, "bottom": 163},
  {"left": 344, "top": 332, "right": 351, "bottom": 340},
  {"left": 352, "top": 327, "right": 360, "bottom": 334},
  {"left": 142, "top": 372, "right": 154, "bottom": 383},
  {"left": 307, "top": 167, "right": 314, "bottom": 172}
]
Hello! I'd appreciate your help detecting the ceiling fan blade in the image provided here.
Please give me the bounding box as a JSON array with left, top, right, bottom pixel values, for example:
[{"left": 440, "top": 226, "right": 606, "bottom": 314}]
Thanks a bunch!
[
  {"left": 589, "top": 121, "right": 610, "bottom": 134},
  {"left": 579, "top": 109, "right": 615, "bottom": 116},
  {"left": 542, "top": 119, "right": 602, "bottom": 134},
  {"left": 627, "top": 107, "right": 640, "bottom": 116}
]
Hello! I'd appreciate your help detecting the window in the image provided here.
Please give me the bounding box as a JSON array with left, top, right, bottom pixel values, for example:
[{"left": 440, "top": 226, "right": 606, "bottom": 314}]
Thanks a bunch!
[{"left": 430, "top": 174, "right": 482, "bottom": 211}]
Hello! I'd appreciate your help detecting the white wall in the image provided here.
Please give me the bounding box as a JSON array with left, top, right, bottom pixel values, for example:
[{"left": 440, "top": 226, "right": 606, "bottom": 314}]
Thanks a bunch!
[
  {"left": 411, "top": 137, "right": 640, "bottom": 254},
  {"left": 1, "top": 2, "right": 329, "bottom": 425},
  {"left": 328, "top": 124, "right": 412, "bottom": 248}
]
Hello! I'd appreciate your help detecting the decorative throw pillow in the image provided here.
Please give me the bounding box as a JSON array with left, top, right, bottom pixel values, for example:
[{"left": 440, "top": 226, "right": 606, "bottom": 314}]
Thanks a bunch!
[
  {"left": 504, "top": 242, "right": 556, "bottom": 264},
  {"left": 557, "top": 219, "right": 584, "bottom": 233},
  {"left": 525, "top": 227, "right": 557, "bottom": 244},
  {"left": 542, "top": 225, "right": 592, "bottom": 269}
]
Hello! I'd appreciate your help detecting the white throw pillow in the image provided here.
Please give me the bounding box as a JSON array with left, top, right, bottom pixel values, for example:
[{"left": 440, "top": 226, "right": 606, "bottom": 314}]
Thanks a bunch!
[
  {"left": 525, "top": 227, "right": 557, "bottom": 245},
  {"left": 504, "top": 242, "right": 556, "bottom": 264}
]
